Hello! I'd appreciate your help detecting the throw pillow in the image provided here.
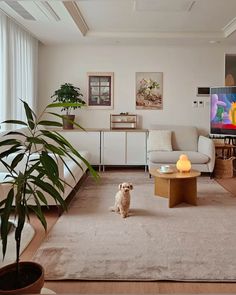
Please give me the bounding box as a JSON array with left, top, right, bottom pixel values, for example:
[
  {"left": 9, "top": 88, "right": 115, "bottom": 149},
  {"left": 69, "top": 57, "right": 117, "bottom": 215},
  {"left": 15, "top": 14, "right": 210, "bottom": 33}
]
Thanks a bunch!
[{"left": 147, "top": 130, "right": 172, "bottom": 152}]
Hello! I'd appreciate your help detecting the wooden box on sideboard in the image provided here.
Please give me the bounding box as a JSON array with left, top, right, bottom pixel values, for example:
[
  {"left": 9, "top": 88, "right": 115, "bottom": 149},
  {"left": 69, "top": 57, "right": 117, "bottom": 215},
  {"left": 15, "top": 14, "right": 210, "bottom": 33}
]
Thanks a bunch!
[{"left": 110, "top": 114, "right": 137, "bottom": 129}]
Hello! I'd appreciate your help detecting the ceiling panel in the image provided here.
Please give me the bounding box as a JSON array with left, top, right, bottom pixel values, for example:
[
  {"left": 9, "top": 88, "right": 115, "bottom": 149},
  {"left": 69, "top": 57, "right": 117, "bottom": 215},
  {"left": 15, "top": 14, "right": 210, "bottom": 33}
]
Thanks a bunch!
[{"left": 0, "top": 0, "right": 236, "bottom": 45}]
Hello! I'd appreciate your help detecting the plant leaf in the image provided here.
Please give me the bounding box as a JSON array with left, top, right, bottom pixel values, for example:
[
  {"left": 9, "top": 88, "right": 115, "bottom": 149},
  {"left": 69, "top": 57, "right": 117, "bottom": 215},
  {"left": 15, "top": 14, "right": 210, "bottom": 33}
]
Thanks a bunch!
[
  {"left": 38, "top": 120, "right": 62, "bottom": 127},
  {"left": 0, "top": 198, "right": 7, "bottom": 208},
  {"left": 0, "top": 145, "right": 22, "bottom": 159},
  {"left": 47, "top": 102, "right": 85, "bottom": 109},
  {"left": 35, "top": 190, "right": 48, "bottom": 207},
  {"left": 0, "top": 139, "right": 20, "bottom": 147},
  {"left": 21, "top": 100, "right": 35, "bottom": 130},
  {"left": 11, "top": 153, "right": 25, "bottom": 170},
  {"left": 55, "top": 132, "right": 99, "bottom": 180},
  {"left": 30, "top": 177, "right": 66, "bottom": 210},
  {"left": 15, "top": 204, "right": 26, "bottom": 265},
  {"left": 28, "top": 205, "right": 47, "bottom": 231},
  {"left": 40, "top": 152, "right": 59, "bottom": 180},
  {"left": 1, "top": 120, "right": 27, "bottom": 126},
  {"left": 39, "top": 130, "right": 74, "bottom": 153},
  {"left": 44, "top": 144, "right": 65, "bottom": 155},
  {"left": 47, "top": 112, "right": 86, "bottom": 131},
  {"left": 4, "top": 131, "right": 27, "bottom": 138},
  {"left": 1, "top": 188, "right": 14, "bottom": 258},
  {"left": 26, "top": 137, "right": 44, "bottom": 145}
]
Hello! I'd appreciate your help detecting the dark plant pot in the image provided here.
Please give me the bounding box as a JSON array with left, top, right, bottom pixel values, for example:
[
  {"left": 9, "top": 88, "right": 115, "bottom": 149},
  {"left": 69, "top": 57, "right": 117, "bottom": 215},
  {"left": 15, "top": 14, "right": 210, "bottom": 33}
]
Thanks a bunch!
[
  {"left": 0, "top": 261, "right": 44, "bottom": 294},
  {"left": 62, "top": 115, "right": 75, "bottom": 129}
]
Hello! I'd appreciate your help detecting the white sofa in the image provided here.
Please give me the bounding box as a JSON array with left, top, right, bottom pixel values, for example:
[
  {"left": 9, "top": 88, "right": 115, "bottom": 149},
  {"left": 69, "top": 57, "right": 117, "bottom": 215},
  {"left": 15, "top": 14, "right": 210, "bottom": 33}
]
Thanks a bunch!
[
  {"left": 147, "top": 125, "right": 215, "bottom": 173},
  {"left": 0, "top": 151, "right": 90, "bottom": 206}
]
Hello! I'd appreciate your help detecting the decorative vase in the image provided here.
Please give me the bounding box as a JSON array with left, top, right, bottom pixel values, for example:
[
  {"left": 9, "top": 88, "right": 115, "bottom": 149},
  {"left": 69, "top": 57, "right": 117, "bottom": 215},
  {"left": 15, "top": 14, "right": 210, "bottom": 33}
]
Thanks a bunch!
[
  {"left": 0, "top": 261, "right": 44, "bottom": 294},
  {"left": 62, "top": 115, "right": 75, "bottom": 129}
]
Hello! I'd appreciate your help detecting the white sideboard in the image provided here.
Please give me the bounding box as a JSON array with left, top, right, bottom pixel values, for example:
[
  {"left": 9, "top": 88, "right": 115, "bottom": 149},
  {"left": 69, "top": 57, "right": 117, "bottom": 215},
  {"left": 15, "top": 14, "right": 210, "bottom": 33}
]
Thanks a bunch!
[
  {"left": 102, "top": 131, "right": 126, "bottom": 165},
  {"left": 56, "top": 130, "right": 101, "bottom": 165},
  {"left": 126, "top": 132, "right": 147, "bottom": 165},
  {"left": 56, "top": 129, "right": 148, "bottom": 170},
  {"left": 102, "top": 130, "right": 147, "bottom": 169}
]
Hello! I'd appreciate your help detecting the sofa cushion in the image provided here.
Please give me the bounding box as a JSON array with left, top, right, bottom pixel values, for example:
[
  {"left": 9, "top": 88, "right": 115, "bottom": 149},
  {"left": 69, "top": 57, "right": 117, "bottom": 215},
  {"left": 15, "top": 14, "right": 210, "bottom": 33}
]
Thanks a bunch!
[
  {"left": 147, "top": 130, "right": 172, "bottom": 152},
  {"left": 148, "top": 151, "right": 209, "bottom": 164},
  {"left": 149, "top": 125, "right": 198, "bottom": 151}
]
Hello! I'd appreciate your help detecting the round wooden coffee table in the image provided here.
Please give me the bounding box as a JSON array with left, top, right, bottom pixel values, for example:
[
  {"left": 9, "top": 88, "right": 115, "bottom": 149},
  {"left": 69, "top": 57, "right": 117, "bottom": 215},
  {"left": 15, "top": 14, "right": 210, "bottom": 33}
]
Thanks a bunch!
[{"left": 149, "top": 168, "right": 201, "bottom": 208}]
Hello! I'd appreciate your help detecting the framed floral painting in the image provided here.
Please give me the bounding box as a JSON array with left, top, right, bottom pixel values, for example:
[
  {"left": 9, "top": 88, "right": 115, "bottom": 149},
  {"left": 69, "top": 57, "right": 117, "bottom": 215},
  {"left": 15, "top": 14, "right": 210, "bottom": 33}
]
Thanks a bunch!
[{"left": 136, "top": 72, "right": 163, "bottom": 110}]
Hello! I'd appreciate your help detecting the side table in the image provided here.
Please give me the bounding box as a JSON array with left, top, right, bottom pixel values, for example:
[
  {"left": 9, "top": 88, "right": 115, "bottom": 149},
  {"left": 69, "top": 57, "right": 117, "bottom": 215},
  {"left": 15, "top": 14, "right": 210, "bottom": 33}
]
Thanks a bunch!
[{"left": 149, "top": 168, "right": 201, "bottom": 208}]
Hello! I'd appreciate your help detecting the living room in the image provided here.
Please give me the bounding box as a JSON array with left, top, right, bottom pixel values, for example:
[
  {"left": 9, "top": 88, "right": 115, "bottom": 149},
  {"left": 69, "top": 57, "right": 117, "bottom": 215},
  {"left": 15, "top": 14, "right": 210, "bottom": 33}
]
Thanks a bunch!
[{"left": 1, "top": 0, "right": 236, "bottom": 294}]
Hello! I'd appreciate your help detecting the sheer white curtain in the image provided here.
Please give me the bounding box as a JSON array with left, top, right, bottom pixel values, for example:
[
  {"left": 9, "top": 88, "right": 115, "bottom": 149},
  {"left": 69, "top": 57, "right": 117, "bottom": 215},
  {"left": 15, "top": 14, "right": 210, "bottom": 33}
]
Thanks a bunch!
[
  {"left": 0, "top": 12, "right": 7, "bottom": 127},
  {"left": 0, "top": 10, "right": 38, "bottom": 130}
]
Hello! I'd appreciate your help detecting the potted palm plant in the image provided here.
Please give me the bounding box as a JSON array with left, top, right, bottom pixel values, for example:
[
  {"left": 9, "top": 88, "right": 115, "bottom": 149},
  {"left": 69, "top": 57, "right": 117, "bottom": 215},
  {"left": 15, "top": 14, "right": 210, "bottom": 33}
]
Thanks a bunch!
[
  {"left": 51, "top": 83, "right": 86, "bottom": 129},
  {"left": 0, "top": 100, "right": 98, "bottom": 294}
]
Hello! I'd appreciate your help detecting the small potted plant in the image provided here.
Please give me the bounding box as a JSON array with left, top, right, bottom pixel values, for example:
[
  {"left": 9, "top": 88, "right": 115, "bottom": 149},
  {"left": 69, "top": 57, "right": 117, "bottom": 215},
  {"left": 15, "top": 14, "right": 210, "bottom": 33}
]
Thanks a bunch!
[
  {"left": 51, "top": 83, "right": 86, "bottom": 129},
  {"left": 0, "top": 100, "right": 97, "bottom": 294}
]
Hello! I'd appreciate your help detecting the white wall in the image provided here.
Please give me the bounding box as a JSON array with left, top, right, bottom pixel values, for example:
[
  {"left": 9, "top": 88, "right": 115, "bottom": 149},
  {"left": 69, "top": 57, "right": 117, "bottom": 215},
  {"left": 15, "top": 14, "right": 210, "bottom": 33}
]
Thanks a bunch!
[{"left": 38, "top": 44, "right": 236, "bottom": 134}]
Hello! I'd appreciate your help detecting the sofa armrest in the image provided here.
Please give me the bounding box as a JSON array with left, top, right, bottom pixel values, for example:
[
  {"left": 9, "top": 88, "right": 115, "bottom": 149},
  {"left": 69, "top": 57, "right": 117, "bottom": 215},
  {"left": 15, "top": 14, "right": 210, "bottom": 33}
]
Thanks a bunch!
[
  {"left": 198, "top": 136, "right": 215, "bottom": 172},
  {"left": 0, "top": 152, "right": 64, "bottom": 179}
]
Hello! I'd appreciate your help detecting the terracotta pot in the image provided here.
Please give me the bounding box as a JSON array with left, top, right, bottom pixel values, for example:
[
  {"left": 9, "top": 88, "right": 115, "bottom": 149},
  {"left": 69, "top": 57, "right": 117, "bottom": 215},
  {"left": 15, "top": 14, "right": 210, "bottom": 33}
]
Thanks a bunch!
[
  {"left": 0, "top": 261, "right": 44, "bottom": 294},
  {"left": 62, "top": 115, "right": 75, "bottom": 129}
]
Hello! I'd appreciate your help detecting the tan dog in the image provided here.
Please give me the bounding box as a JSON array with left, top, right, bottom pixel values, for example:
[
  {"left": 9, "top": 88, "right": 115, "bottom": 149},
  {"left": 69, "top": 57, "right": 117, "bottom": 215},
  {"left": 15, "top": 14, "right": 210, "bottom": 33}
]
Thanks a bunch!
[{"left": 110, "top": 182, "right": 133, "bottom": 218}]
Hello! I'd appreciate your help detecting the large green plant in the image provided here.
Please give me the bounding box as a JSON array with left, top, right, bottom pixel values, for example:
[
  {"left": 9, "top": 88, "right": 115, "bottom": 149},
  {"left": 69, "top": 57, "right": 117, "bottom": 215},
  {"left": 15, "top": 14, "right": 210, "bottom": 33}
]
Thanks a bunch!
[
  {"left": 51, "top": 83, "right": 86, "bottom": 115},
  {"left": 0, "top": 100, "right": 98, "bottom": 287}
]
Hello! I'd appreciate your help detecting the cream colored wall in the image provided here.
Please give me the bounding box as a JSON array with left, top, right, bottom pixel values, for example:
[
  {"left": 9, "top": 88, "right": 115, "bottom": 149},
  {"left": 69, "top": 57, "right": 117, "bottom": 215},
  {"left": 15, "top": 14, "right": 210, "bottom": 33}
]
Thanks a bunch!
[{"left": 38, "top": 44, "right": 236, "bottom": 133}]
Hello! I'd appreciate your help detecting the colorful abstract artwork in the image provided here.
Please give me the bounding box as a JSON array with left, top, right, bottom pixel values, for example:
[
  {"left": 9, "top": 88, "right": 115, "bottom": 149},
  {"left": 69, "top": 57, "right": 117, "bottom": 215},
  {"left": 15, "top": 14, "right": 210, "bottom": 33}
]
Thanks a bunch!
[{"left": 210, "top": 87, "right": 236, "bottom": 135}]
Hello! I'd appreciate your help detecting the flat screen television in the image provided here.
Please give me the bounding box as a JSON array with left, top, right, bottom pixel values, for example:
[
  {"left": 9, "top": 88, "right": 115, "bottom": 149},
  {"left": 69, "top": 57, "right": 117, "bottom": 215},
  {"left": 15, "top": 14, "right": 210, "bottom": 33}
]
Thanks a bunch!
[{"left": 210, "top": 86, "right": 236, "bottom": 136}]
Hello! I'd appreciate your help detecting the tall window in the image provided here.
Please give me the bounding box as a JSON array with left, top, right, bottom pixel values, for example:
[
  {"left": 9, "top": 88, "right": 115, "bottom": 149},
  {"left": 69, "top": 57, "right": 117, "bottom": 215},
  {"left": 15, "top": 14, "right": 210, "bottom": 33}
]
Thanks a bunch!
[{"left": 0, "top": 11, "right": 38, "bottom": 130}]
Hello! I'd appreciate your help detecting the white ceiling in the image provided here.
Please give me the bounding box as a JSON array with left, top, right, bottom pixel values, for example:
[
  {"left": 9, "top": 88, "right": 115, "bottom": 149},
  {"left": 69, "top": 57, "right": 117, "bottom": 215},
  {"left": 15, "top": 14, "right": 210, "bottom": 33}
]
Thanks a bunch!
[{"left": 1, "top": 0, "right": 236, "bottom": 45}]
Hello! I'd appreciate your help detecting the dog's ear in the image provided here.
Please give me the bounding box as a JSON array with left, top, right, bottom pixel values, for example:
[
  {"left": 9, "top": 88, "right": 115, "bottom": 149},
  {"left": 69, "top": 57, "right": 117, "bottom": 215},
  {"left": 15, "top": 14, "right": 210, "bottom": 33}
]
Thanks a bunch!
[
  {"left": 119, "top": 183, "right": 123, "bottom": 190},
  {"left": 129, "top": 183, "right": 133, "bottom": 190}
]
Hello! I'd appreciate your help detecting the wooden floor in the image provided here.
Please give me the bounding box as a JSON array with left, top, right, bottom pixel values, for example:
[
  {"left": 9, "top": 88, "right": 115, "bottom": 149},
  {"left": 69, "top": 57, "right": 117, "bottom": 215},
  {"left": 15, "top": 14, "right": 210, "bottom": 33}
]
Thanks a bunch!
[{"left": 20, "top": 173, "right": 236, "bottom": 294}]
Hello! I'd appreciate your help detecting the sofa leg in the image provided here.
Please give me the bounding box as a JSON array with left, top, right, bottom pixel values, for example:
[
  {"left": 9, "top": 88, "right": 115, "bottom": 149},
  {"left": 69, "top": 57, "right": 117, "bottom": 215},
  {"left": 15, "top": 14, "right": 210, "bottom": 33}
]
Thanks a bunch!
[{"left": 149, "top": 173, "right": 152, "bottom": 178}]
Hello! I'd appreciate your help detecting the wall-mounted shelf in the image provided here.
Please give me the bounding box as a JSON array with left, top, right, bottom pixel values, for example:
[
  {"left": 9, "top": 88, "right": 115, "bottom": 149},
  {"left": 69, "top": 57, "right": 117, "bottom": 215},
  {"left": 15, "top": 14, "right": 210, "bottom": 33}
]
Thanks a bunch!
[{"left": 110, "top": 114, "right": 137, "bottom": 129}]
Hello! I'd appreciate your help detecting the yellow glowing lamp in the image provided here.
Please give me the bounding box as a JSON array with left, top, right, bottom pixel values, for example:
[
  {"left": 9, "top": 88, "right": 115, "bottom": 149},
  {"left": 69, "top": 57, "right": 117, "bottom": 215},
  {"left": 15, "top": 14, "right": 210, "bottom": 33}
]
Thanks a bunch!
[{"left": 176, "top": 154, "right": 191, "bottom": 172}]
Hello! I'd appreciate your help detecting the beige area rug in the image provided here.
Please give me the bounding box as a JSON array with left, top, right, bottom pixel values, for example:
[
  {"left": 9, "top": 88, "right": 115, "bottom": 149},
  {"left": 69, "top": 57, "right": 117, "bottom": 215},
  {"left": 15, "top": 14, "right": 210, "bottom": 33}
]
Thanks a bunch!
[
  {"left": 0, "top": 221, "right": 35, "bottom": 267},
  {"left": 33, "top": 171, "right": 236, "bottom": 281},
  {"left": 216, "top": 177, "right": 236, "bottom": 196}
]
